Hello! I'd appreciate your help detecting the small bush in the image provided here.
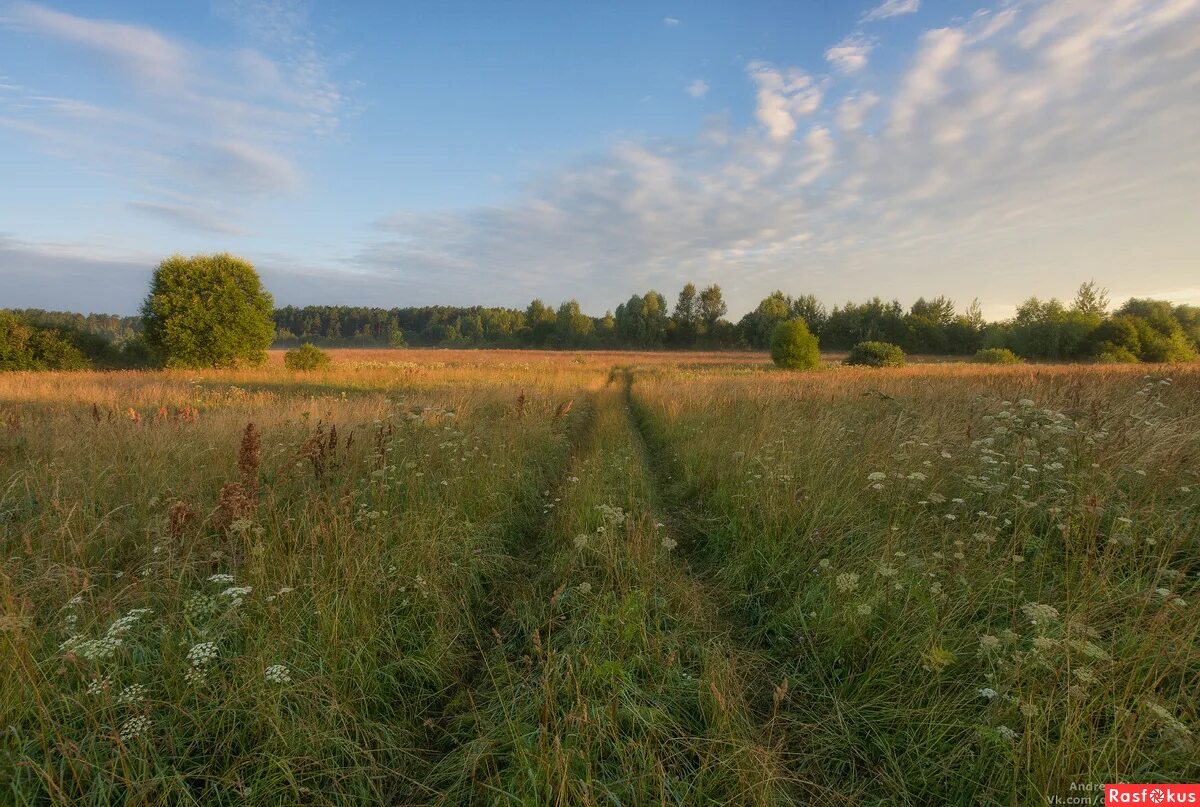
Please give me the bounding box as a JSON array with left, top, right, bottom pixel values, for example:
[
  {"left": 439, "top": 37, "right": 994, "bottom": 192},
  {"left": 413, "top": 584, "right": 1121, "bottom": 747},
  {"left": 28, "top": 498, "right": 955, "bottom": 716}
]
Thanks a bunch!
[
  {"left": 284, "top": 343, "right": 332, "bottom": 371},
  {"left": 845, "top": 341, "right": 906, "bottom": 368},
  {"left": 770, "top": 318, "right": 820, "bottom": 370},
  {"left": 1095, "top": 344, "right": 1140, "bottom": 364},
  {"left": 973, "top": 347, "right": 1023, "bottom": 365}
]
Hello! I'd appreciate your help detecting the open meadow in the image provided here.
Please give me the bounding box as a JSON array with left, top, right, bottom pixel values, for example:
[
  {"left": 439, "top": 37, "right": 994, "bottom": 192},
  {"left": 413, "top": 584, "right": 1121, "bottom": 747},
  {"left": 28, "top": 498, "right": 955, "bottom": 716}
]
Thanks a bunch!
[{"left": 2, "top": 351, "right": 1198, "bottom": 805}]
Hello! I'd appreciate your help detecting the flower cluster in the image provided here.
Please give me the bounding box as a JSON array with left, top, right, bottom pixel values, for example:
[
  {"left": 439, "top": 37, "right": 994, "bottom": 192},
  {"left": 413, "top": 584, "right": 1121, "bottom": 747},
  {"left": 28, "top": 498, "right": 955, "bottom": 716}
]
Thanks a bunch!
[
  {"left": 61, "top": 607, "right": 153, "bottom": 661},
  {"left": 187, "top": 641, "right": 219, "bottom": 667},
  {"left": 118, "top": 715, "right": 150, "bottom": 743},
  {"left": 264, "top": 664, "right": 292, "bottom": 685}
]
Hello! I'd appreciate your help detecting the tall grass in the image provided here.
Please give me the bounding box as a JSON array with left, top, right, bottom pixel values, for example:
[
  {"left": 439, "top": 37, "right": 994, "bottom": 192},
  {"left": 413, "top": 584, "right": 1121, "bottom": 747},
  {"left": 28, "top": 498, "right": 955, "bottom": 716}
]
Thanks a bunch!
[
  {"left": 1, "top": 362, "right": 590, "bottom": 804},
  {"left": 632, "top": 363, "right": 1200, "bottom": 803},
  {"left": 2, "top": 356, "right": 1196, "bottom": 805},
  {"left": 435, "top": 381, "right": 790, "bottom": 804}
]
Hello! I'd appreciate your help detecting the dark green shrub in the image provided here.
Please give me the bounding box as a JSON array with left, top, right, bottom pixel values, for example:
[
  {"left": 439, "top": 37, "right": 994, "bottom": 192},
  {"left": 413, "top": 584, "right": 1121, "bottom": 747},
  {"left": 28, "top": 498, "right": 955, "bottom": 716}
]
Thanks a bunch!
[
  {"left": 0, "top": 311, "right": 90, "bottom": 370},
  {"left": 284, "top": 343, "right": 332, "bottom": 371},
  {"left": 141, "top": 253, "right": 275, "bottom": 368},
  {"left": 118, "top": 335, "right": 156, "bottom": 368},
  {"left": 845, "top": 341, "right": 906, "bottom": 368},
  {"left": 770, "top": 318, "right": 820, "bottom": 370},
  {"left": 1095, "top": 345, "right": 1140, "bottom": 364},
  {"left": 973, "top": 347, "right": 1023, "bottom": 365}
]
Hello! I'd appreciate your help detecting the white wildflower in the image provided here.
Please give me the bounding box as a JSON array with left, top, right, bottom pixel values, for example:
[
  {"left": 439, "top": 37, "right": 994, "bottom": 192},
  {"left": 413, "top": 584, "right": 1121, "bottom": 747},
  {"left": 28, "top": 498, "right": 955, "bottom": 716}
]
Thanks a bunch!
[
  {"left": 187, "top": 642, "right": 218, "bottom": 667},
  {"left": 118, "top": 715, "right": 150, "bottom": 743},
  {"left": 86, "top": 677, "right": 112, "bottom": 696},
  {"left": 1022, "top": 602, "right": 1060, "bottom": 629},
  {"left": 219, "top": 586, "right": 253, "bottom": 607},
  {"left": 117, "top": 684, "right": 146, "bottom": 705},
  {"left": 835, "top": 573, "right": 859, "bottom": 593},
  {"left": 264, "top": 664, "right": 292, "bottom": 685}
]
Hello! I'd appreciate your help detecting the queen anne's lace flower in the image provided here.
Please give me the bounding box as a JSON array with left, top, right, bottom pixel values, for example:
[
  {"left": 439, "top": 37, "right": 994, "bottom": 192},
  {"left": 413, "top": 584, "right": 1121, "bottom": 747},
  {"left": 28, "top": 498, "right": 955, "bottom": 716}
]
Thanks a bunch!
[
  {"left": 86, "top": 677, "right": 112, "bottom": 696},
  {"left": 219, "top": 586, "right": 253, "bottom": 607},
  {"left": 1021, "top": 602, "right": 1060, "bottom": 624},
  {"left": 119, "top": 715, "right": 150, "bottom": 742},
  {"left": 835, "top": 573, "right": 859, "bottom": 593},
  {"left": 264, "top": 664, "right": 292, "bottom": 684},
  {"left": 114, "top": 684, "right": 145, "bottom": 705},
  {"left": 187, "top": 642, "right": 218, "bottom": 667}
]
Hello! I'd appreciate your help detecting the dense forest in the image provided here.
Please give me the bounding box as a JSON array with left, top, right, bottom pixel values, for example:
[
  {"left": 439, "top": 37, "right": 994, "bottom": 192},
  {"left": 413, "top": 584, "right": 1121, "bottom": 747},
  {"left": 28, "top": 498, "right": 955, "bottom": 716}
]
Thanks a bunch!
[
  {"left": 273, "top": 281, "right": 1199, "bottom": 362},
  {"left": 4, "top": 280, "right": 1199, "bottom": 370}
]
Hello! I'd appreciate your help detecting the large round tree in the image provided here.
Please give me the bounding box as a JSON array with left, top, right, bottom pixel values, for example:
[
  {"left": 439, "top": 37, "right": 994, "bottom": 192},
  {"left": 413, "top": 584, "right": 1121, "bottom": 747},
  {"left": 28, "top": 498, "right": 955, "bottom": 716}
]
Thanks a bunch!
[{"left": 141, "top": 253, "right": 275, "bottom": 368}]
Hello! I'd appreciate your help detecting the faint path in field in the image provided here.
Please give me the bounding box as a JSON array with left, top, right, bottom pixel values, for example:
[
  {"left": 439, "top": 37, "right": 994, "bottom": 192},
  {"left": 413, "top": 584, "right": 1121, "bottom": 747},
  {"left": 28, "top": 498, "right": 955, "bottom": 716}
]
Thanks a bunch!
[
  {"left": 620, "top": 366, "right": 860, "bottom": 806},
  {"left": 402, "top": 390, "right": 599, "bottom": 804},
  {"left": 420, "top": 375, "right": 807, "bottom": 804}
]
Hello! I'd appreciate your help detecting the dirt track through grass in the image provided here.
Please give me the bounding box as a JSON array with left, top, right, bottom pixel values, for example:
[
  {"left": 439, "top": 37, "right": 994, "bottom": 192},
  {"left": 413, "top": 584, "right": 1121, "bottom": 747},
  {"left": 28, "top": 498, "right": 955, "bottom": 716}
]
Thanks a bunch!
[
  {"left": 406, "top": 392, "right": 599, "bottom": 803},
  {"left": 426, "top": 374, "right": 800, "bottom": 805}
]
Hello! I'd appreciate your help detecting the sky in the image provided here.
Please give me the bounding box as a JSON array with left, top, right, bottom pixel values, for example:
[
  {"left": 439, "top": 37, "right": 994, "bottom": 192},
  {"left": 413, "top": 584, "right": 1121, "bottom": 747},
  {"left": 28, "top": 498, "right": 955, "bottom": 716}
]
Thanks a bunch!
[{"left": 0, "top": 0, "right": 1198, "bottom": 319}]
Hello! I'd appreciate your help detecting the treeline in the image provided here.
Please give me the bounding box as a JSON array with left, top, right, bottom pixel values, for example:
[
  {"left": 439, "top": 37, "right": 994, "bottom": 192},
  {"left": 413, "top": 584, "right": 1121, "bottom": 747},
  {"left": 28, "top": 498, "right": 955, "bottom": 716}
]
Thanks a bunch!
[
  {"left": 0, "top": 310, "right": 149, "bottom": 370},
  {"left": 273, "top": 281, "right": 1200, "bottom": 363},
  {"left": 273, "top": 284, "right": 732, "bottom": 349},
  {"left": 740, "top": 282, "right": 1199, "bottom": 361},
  {"left": 5, "top": 280, "right": 1199, "bottom": 370},
  {"left": 6, "top": 309, "right": 141, "bottom": 342}
]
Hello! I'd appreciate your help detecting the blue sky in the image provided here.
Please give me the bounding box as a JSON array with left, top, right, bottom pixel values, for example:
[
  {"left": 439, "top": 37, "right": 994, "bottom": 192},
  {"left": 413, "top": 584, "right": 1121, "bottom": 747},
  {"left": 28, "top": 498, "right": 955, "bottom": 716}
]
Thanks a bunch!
[{"left": 1, "top": 0, "right": 1198, "bottom": 317}]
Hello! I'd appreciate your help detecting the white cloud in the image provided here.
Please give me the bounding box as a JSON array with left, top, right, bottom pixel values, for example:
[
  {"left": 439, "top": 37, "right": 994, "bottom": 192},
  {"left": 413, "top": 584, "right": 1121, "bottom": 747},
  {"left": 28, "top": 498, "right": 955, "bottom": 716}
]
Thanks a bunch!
[
  {"left": 836, "top": 92, "right": 880, "bottom": 131},
  {"left": 663, "top": 17, "right": 680, "bottom": 27},
  {"left": 198, "top": 141, "right": 303, "bottom": 194},
  {"left": 863, "top": 0, "right": 921, "bottom": 23},
  {"left": 348, "top": 0, "right": 1200, "bottom": 318},
  {"left": 747, "top": 61, "right": 822, "bottom": 140},
  {"left": 888, "top": 27, "right": 967, "bottom": 135},
  {"left": 825, "top": 34, "right": 875, "bottom": 74},
  {"left": 126, "top": 200, "right": 250, "bottom": 235},
  {"left": 0, "top": 1, "right": 342, "bottom": 235},
  {"left": 685, "top": 79, "right": 709, "bottom": 99},
  {"left": 5, "top": 2, "right": 186, "bottom": 86}
]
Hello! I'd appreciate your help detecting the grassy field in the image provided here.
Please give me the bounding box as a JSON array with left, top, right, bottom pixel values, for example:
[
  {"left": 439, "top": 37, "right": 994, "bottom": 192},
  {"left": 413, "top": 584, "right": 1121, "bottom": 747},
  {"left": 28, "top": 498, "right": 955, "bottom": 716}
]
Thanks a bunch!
[{"left": 1, "top": 352, "right": 1197, "bottom": 805}]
